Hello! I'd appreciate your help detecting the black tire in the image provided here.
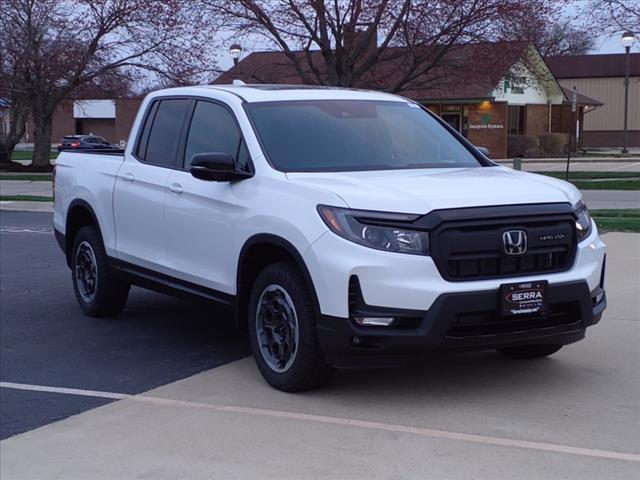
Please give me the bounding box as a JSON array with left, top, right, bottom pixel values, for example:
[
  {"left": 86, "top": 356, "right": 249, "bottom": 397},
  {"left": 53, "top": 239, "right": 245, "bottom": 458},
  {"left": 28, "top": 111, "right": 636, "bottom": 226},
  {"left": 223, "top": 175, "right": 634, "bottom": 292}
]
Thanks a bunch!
[
  {"left": 248, "top": 262, "right": 334, "bottom": 392},
  {"left": 71, "top": 225, "right": 129, "bottom": 317},
  {"left": 497, "top": 344, "right": 563, "bottom": 359}
]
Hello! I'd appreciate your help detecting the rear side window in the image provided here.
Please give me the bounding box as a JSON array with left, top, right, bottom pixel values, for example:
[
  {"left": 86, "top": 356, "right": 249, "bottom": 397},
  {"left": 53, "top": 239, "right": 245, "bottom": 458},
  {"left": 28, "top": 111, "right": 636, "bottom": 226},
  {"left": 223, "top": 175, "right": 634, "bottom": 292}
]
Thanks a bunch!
[
  {"left": 137, "top": 99, "right": 191, "bottom": 167},
  {"left": 184, "top": 101, "right": 242, "bottom": 169}
]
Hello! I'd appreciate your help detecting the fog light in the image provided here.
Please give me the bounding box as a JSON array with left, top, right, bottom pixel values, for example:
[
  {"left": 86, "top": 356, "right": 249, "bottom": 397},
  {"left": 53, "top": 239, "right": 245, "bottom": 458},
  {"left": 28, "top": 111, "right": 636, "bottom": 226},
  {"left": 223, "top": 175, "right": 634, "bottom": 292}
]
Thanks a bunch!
[{"left": 353, "top": 316, "right": 395, "bottom": 327}]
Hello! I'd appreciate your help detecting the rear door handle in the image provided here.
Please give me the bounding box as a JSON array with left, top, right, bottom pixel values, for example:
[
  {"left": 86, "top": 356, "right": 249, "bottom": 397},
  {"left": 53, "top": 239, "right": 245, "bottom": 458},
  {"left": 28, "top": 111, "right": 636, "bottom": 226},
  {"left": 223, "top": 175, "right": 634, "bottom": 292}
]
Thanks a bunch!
[
  {"left": 168, "top": 183, "right": 183, "bottom": 194},
  {"left": 122, "top": 172, "right": 135, "bottom": 182}
]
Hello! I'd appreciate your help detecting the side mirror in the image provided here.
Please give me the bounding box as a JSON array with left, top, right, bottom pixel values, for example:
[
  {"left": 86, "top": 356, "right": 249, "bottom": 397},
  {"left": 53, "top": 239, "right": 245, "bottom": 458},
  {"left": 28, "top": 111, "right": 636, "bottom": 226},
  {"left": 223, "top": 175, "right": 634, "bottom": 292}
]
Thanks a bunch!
[
  {"left": 190, "top": 152, "right": 251, "bottom": 182},
  {"left": 475, "top": 146, "right": 490, "bottom": 157}
]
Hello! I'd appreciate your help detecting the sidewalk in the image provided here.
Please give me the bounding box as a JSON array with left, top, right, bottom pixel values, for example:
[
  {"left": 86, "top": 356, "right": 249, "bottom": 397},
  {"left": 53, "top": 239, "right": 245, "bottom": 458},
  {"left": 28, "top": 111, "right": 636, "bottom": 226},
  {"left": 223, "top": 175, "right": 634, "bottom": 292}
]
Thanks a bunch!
[
  {"left": 0, "top": 180, "right": 54, "bottom": 212},
  {"left": 496, "top": 159, "right": 640, "bottom": 172},
  {"left": 0, "top": 180, "right": 52, "bottom": 197},
  {"left": 582, "top": 190, "right": 640, "bottom": 210},
  {"left": 0, "top": 201, "right": 53, "bottom": 213}
]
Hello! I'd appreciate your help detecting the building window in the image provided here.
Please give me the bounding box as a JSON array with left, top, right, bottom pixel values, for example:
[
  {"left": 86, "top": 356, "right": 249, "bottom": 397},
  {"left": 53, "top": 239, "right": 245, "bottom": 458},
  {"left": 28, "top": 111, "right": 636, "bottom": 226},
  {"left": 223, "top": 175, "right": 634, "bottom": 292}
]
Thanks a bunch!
[
  {"left": 504, "top": 74, "right": 525, "bottom": 94},
  {"left": 508, "top": 105, "right": 526, "bottom": 135}
]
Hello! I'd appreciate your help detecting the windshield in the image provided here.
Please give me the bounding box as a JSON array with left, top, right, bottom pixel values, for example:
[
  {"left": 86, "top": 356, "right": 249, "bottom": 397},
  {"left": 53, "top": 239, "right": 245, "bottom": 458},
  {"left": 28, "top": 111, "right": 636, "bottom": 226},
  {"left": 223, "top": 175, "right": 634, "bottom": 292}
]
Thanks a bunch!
[{"left": 246, "top": 100, "right": 483, "bottom": 172}]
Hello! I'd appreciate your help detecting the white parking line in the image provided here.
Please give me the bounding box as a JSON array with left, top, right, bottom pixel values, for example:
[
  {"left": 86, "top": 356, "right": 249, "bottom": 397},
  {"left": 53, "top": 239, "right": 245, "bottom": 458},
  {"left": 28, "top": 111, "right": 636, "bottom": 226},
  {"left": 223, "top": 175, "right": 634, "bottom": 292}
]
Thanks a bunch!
[
  {"left": 0, "top": 226, "right": 53, "bottom": 234},
  {"left": 2, "top": 381, "right": 639, "bottom": 463}
]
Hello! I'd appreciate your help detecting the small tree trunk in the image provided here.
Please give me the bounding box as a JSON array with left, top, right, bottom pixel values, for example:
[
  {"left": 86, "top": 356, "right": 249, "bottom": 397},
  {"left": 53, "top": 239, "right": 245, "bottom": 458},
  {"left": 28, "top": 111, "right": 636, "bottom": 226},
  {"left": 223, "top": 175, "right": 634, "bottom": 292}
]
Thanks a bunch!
[
  {"left": 32, "top": 115, "right": 53, "bottom": 168},
  {"left": 1, "top": 131, "right": 24, "bottom": 165},
  {"left": 1, "top": 109, "right": 27, "bottom": 165},
  {"left": 0, "top": 143, "right": 9, "bottom": 165}
]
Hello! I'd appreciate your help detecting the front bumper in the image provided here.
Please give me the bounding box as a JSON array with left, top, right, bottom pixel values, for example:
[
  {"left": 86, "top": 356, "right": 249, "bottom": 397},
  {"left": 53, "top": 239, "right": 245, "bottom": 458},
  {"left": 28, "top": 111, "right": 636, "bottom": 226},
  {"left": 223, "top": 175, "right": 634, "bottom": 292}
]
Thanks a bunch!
[
  {"left": 318, "top": 280, "right": 606, "bottom": 368},
  {"left": 304, "top": 219, "right": 606, "bottom": 319}
]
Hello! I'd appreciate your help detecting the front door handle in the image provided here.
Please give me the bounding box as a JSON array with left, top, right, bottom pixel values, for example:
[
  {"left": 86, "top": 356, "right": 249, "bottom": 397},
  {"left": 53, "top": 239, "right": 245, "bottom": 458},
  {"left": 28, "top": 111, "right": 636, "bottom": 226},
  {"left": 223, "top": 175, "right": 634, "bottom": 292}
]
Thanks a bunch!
[
  {"left": 168, "top": 183, "right": 183, "bottom": 194},
  {"left": 122, "top": 172, "right": 135, "bottom": 182}
]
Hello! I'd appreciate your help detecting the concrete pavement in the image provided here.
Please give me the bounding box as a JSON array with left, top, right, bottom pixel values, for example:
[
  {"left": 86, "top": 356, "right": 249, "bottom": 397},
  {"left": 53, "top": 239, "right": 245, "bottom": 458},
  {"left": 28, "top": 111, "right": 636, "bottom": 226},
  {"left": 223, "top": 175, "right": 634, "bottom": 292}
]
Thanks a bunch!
[
  {"left": 1, "top": 232, "right": 638, "bottom": 479},
  {"left": 496, "top": 159, "right": 640, "bottom": 172},
  {"left": 582, "top": 190, "right": 640, "bottom": 210},
  {"left": 0, "top": 180, "right": 52, "bottom": 197},
  {"left": 0, "top": 180, "right": 54, "bottom": 212},
  {"left": 0, "top": 201, "right": 53, "bottom": 212}
]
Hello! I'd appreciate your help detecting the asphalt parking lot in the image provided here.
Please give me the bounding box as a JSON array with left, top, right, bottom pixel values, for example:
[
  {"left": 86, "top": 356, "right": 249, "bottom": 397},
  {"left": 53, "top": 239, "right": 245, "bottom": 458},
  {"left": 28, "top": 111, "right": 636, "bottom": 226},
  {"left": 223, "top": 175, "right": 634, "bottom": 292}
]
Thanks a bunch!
[
  {"left": 1, "top": 210, "right": 639, "bottom": 479},
  {"left": 0, "top": 211, "right": 248, "bottom": 439}
]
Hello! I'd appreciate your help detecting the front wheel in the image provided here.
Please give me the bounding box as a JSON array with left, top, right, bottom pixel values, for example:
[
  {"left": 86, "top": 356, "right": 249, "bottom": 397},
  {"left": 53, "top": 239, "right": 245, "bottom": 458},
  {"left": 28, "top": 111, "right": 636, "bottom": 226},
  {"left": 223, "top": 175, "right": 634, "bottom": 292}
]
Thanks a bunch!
[
  {"left": 497, "top": 344, "right": 563, "bottom": 359},
  {"left": 71, "top": 226, "right": 130, "bottom": 317},
  {"left": 248, "top": 262, "right": 334, "bottom": 392}
]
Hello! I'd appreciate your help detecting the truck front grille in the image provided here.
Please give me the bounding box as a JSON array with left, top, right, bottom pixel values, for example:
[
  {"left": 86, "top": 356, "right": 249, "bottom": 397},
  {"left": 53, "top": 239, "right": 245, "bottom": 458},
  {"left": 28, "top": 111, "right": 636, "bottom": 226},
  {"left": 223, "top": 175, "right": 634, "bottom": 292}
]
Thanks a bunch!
[{"left": 427, "top": 206, "right": 577, "bottom": 281}]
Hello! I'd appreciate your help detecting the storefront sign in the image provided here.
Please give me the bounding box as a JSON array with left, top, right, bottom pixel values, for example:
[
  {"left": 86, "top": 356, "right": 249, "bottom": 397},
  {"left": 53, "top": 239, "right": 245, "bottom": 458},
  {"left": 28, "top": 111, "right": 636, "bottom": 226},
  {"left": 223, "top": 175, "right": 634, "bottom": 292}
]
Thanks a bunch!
[{"left": 469, "top": 124, "right": 504, "bottom": 129}]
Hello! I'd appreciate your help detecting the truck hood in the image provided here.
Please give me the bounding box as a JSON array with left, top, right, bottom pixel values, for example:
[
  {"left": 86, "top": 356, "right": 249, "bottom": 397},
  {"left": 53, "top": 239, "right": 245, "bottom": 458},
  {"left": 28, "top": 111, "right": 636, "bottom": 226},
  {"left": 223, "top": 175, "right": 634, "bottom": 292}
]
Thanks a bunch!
[{"left": 286, "top": 166, "right": 582, "bottom": 214}]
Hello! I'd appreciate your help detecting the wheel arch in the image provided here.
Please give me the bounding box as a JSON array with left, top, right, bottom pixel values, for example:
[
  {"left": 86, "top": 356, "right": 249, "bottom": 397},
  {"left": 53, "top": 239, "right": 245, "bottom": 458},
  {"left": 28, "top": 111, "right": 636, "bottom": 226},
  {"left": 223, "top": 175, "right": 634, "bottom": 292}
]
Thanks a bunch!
[
  {"left": 65, "top": 199, "right": 103, "bottom": 267},
  {"left": 236, "top": 234, "right": 320, "bottom": 330}
]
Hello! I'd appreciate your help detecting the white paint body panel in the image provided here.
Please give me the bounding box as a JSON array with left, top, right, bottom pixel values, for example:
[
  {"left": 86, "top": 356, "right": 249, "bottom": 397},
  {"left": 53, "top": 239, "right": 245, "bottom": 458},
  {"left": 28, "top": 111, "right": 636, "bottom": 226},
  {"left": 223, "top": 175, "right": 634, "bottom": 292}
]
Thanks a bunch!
[{"left": 54, "top": 85, "right": 606, "bottom": 320}]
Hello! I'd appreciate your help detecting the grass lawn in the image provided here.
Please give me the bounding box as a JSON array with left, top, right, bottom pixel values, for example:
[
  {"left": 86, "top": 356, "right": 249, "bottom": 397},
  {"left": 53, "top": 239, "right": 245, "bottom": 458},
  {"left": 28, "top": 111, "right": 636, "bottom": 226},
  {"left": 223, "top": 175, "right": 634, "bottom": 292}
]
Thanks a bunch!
[
  {"left": 10, "top": 151, "right": 57, "bottom": 161},
  {"left": 591, "top": 209, "right": 640, "bottom": 233},
  {"left": 0, "top": 174, "right": 53, "bottom": 181},
  {"left": 0, "top": 195, "right": 53, "bottom": 202},
  {"left": 571, "top": 180, "right": 639, "bottom": 190}
]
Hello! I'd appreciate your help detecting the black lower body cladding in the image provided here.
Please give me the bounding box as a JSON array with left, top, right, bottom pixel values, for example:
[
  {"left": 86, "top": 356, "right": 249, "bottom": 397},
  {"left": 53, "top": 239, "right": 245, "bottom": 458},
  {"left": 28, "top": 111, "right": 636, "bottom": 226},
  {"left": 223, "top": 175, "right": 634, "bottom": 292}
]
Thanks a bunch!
[{"left": 317, "top": 281, "right": 605, "bottom": 368}]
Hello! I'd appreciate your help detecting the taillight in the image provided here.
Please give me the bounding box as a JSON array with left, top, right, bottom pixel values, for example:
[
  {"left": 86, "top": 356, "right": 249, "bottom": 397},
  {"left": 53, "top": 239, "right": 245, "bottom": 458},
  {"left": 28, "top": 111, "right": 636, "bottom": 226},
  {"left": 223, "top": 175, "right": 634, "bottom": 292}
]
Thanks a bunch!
[
  {"left": 71, "top": 141, "right": 80, "bottom": 148},
  {"left": 52, "top": 165, "right": 56, "bottom": 203}
]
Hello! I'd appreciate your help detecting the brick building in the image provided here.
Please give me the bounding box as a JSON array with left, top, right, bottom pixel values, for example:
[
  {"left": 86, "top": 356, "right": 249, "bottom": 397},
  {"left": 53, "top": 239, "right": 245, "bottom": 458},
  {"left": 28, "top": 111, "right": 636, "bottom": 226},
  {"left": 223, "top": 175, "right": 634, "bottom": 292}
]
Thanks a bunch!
[
  {"left": 217, "top": 42, "right": 596, "bottom": 158},
  {"left": 50, "top": 98, "right": 142, "bottom": 146}
]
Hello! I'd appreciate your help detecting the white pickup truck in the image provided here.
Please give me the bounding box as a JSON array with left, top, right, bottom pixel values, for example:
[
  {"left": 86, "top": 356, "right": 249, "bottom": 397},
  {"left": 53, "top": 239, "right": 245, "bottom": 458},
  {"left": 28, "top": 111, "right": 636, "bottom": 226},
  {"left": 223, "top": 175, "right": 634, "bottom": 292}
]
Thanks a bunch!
[{"left": 54, "top": 85, "right": 607, "bottom": 391}]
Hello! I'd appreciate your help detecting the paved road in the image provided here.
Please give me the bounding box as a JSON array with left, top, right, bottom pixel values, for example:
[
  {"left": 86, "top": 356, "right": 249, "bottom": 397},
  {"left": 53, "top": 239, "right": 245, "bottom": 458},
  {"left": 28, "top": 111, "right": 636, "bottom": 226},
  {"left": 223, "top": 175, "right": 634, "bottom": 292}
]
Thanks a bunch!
[
  {"left": 1, "top": 212, "right": 638, "bottom": 479},
  {"left": 0, "top": 211, "right": 248, "bottom": 440}
]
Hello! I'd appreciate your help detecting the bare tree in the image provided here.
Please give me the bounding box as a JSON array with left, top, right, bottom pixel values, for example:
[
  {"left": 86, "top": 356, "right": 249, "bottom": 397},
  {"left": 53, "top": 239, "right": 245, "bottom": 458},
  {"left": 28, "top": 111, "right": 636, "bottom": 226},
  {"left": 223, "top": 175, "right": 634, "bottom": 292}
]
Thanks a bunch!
[
  {"left": 587, "top": 0, "right": 640, "bottom": 35},
  {"left": 203, "top": 0, "right": 556, "bottom": 92},
  {"left": 510, "top": 18, "right": 596, "bottom": 57},
  {"left": 539, "top": 21, "right": 596, "bottom": 56},
  {"left": 0, "top": 0, "right": 218, "bottom": 168},
  {"left": 0, "top": 82, "right": 30, "bottom": 165}
]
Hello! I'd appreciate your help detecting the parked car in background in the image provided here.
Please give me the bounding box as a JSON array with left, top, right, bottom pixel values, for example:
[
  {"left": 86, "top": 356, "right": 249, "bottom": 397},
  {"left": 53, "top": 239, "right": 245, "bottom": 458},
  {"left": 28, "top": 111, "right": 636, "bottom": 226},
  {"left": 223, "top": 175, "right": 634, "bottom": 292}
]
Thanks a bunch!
[{"left": 57, "top": 135, "right": 120, "bottom": 152}]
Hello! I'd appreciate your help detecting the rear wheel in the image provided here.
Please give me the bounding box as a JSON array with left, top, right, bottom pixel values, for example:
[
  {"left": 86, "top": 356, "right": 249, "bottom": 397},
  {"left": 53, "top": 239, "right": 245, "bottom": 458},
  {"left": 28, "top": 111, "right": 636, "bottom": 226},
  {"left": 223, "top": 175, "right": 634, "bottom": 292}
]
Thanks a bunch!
[
  {"left": 248, "top": 262, "right": 334, "bottom": 392},
  {"left": 497, "top": 344, "right": 563, "bottom": 359},
  {"left": 71, "top": 226, "right": 129, "bottom": 317}
]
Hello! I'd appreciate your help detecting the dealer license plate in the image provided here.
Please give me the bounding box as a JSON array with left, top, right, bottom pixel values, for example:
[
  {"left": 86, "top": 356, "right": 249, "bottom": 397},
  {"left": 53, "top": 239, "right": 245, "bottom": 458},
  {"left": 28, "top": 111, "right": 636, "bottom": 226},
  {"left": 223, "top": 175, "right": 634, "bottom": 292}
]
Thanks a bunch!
[{"left": 501, "top": 281, "right": 548, "bottom": 316}]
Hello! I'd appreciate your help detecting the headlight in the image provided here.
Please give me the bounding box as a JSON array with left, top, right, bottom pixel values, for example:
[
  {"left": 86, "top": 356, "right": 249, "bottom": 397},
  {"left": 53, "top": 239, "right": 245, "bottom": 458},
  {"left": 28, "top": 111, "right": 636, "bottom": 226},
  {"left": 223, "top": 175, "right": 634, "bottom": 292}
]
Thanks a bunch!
[
  {"left": 317, "top": 205, "right": 429, "bottom": 255},
  {"left": 575, "top": 200, "right": 592, "bottom": 242}
]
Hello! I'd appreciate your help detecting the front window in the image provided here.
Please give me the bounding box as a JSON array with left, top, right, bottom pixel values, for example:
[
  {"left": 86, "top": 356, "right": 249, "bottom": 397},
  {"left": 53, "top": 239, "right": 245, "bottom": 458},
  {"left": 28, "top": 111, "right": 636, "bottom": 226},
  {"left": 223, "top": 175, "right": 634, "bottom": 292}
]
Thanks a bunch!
[{"left": 246, "top": 100, "right": 483, "bottom": 172}]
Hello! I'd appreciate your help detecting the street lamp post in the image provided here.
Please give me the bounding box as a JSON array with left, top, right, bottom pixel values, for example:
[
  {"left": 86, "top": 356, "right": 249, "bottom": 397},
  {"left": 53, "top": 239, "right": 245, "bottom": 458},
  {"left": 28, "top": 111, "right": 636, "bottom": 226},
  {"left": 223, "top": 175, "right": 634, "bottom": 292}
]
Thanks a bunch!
[
  {"left": 229, "top": 43, "right": 243, "bottom": 66},
  {"left": 621, "top": 31, "right": 635, "bottom": 154}
]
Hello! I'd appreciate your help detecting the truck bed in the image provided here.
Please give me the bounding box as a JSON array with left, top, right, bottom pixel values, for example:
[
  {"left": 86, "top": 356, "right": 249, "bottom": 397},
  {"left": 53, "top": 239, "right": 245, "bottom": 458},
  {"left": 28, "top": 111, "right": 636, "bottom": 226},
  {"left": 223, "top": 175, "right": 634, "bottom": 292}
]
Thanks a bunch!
[{"left": 60, "top": 149, "right": 125, "bottom": 156}]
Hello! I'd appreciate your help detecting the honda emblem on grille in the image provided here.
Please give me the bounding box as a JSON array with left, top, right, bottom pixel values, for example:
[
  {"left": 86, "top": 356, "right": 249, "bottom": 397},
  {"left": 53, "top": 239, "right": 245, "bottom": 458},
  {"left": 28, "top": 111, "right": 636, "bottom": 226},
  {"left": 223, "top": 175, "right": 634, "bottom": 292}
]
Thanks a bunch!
[{"left": 502, "top": 230, "right": 527, "bottom": 255}]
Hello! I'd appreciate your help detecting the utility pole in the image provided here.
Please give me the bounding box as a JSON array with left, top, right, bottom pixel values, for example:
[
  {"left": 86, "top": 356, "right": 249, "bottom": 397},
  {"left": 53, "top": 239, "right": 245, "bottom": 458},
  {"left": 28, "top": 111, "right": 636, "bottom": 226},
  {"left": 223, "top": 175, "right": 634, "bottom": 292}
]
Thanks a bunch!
[
  {"left": 621, "top": 31, "right": 635, "bottom": 153},
  {"left": 565, "top": 87, "right": 577, "bottom": 181}
]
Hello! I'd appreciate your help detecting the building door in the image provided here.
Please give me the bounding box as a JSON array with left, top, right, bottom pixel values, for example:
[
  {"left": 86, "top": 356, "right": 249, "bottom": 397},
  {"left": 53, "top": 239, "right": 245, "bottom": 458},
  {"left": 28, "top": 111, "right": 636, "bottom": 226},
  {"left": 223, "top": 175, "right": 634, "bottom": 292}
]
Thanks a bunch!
[{"left": 442, "top": 113, "right": 461, "bottom": 132}]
